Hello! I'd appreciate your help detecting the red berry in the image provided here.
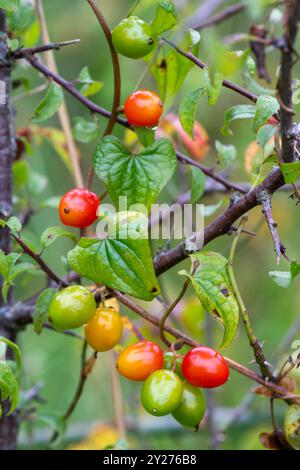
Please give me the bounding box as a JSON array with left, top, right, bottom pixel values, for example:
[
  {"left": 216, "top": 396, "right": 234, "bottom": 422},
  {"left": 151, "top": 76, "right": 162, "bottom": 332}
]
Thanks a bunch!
[
  {"left": 182, "top": 346, "right": 229, "bottom": 389},
  {"left": 59, "top": 188, "right": 100, "bottom": 229},
  {"left": 124, "top": 90, "right": 163, "bottom": 128}
]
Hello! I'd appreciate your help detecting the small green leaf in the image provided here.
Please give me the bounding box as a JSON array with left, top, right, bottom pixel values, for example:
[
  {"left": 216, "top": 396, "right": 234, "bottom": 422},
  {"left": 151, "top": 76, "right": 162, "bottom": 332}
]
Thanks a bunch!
[
  {"left": 41, "top": 226, "right": 77, "bottom": 249},
  {"left": 32, "top": 82, "right": 63, "bottom": 123},
  {"left": 7, "top": 38, "right": 19, "bottom": 51},
  {"left": 280, "top": 161, "right": 300, "bottom": 184},
  {"left": 72, "top": 117, "right": 99, "bottom": 143},
  {"left": 0, "top": 362, "right": 19, "bottom": 416},
  {"left": 246, "top": 55, "right": 256, "bottom": 77},
  {"left": 180, "top": 251, "right": 239, "bottom": 348},
  {"left": 0, "top": 0, "right": 19, "bottom": 12},
  {"left": 204, "top": 70, "right": 223, "bottom": 106},
  {"left": 0, "top": 337, "right": 22, "bottom": 375},
  {"left": 22, "top": 20, "right": 40, "bottom": 48},
  {"left": 0, "top": 250, "right": 9, "bottom": 279},
  {"left": 179, "top": 87, "right": 205, "bottom": 138},
  {"left": 133, "top": 126, "right": 155, "bottom": 147},
  {"left": 7, "top": 0, "right": 35, "bottom": 34},
  {"left": 215, "top": 140, "right": 237, "bottom": 168},
  {"left": 190, "top": 167, "right": 205, "bottom": 203},
  {"left": 33, "top": 288, "right": 57, "bottom": 334},
  {"left": 6, "top": 216, "right": 22, "bottom": 234},
  {"left": 269, "top": 260, "right": 300, "bottom": 288},
  {"left": 252, "top": 95, "right": 279, "bottom": 133},
  {"left": 269, "top": 271, "right": 292, "bottom": 288},
  {"left": 257, "top": 124, "right": 277, "bottom": 148},
  {"left": 221, "top": 104, "right": 256, "bottom": 136},
  {"left": 290, "top": 260, "right": 300, "bottom": 279},
  {"left": 78, "top": 66, "right": 103, "bottom": 97},
  {"left": 68, "top": 212, "right": 160, "bottom": 301},
  {"left": 188, "top": 29, "right": 201, "bottom": 48},
  {"left": 151, "top": 0, "right": 177, "bottom": 35},
  {"left": 93, "top": 136, "right": 177, "bottom": 213},
  {"left": 284, "top": 405, "right": 300, "bottom": 449},
  {"left": 13, "top": 160, "right": 29, "bottom": 188}
]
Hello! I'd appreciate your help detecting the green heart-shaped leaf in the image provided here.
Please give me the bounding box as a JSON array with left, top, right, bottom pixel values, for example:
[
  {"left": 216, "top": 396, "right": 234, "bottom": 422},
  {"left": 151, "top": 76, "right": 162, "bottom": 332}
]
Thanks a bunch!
[
  {"left": 180, "top": 251, "right": 239, "bottom": 349},
  {"left": 68, "top": 212, "right": 160, "bottom": 301},
  {"left": 93, "top": 137, "right": 177, "bottom": 213}
]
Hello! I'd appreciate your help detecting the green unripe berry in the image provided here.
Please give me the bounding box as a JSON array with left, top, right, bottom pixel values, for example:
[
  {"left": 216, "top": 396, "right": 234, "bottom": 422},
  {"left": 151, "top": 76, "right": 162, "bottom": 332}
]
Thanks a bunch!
[
  {"left": 112, "top": 16, "right": 156, "bottom": 59},
  {"left": 48, "top": 286, "right": 96, "bottom": 330}
]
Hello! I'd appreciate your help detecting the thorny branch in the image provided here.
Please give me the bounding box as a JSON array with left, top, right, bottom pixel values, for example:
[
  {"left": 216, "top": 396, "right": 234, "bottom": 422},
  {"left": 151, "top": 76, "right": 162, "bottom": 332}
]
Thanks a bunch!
[{"left": 260, "top": 190, "right": 288, "bottom": 264}]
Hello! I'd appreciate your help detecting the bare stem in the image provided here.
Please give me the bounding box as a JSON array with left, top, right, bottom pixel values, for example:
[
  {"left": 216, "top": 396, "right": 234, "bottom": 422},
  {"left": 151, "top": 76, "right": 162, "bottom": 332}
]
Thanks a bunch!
[
  {"left": 35, "top": 0, "right": 84, "bottom": 187},
  {"left": 159, "top": 278, "right": 191, "bottom": 347},
  {"left": 51, "top": 341, "right": 97, "bottom": 443}
]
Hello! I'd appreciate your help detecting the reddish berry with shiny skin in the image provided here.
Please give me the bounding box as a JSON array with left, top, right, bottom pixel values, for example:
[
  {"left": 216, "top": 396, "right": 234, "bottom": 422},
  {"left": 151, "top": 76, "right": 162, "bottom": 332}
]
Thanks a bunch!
[
  {"left": 124, "top": 90, "right": 163, "bottom": 127},
  {"left": 182, "top": 346, "right": 229, "bottom": 389},
  {"left": 116, "top": 340, "right": 164, "bottom": 381},
  {"left": 59, "top": 188, "right": 100, "bottom": 229}
]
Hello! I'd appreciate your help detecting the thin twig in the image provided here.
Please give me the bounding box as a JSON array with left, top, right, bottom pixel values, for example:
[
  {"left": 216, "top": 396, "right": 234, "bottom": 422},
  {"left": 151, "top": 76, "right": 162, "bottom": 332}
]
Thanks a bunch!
[
  {"left": 43, "top": 323, "right": 84, "bottom": 340},
  {"left": 14, "top": 39, "right": 81, "bottom": 59},
  {"left": 34, "top": 0, "right": 84, "bottom": 187},
  {"left": 50, "top": 341, "right": 97, "bottom": 443},
  {"left": 193, "top": 2, "right": 245, "bottom": 30},
  {"left": 260, "top": 190, "right": 287, "bottom": 264},
  {"left": 159, "top": 278, "right": 191, "bottom": 347},
  {"left": 176, "top": 151, "right": 247, "bottom": 194},
  {"left": 161, "top": 38, "right": 258, "bottom": 105},
  {"left": 85, "top": 0, "right": 121, "bottom": 188},
  {"left": 12, "top": 233, "right": 67, "bottom": 287},
  {"left": 227, "top": 216, "right": 274, "bottom": 379},
  {"left": 108, "top": 350, "right": 126, "bottom": 439}
]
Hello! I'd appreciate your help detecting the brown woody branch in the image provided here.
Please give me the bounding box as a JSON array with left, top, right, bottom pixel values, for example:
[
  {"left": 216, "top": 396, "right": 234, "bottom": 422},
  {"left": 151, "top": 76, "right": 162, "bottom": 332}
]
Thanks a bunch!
[
  {"left": 278, "top": 0, "right": 300, "bottom": 162},
  {"left": 0, "top": 9, "right": 18, "bottom": 450},
  {"left": 154, "top": 167, "right": 285, "bottom": 275},
  {"left": 161, "top": 37, "right": 259, "bottom": 105}
]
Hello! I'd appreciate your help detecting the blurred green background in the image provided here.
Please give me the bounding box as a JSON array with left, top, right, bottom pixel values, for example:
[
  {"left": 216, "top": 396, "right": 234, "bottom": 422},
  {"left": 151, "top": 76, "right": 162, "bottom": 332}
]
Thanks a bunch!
[{"left": 10, "top": 0, "right": 300, "bottom": 450}]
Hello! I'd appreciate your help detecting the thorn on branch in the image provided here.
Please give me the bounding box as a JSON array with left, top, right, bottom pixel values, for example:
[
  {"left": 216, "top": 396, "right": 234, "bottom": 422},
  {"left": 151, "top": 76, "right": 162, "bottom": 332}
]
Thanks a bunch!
[{"left": 259, "top": 190, "right": 287, "bottom": 264}]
